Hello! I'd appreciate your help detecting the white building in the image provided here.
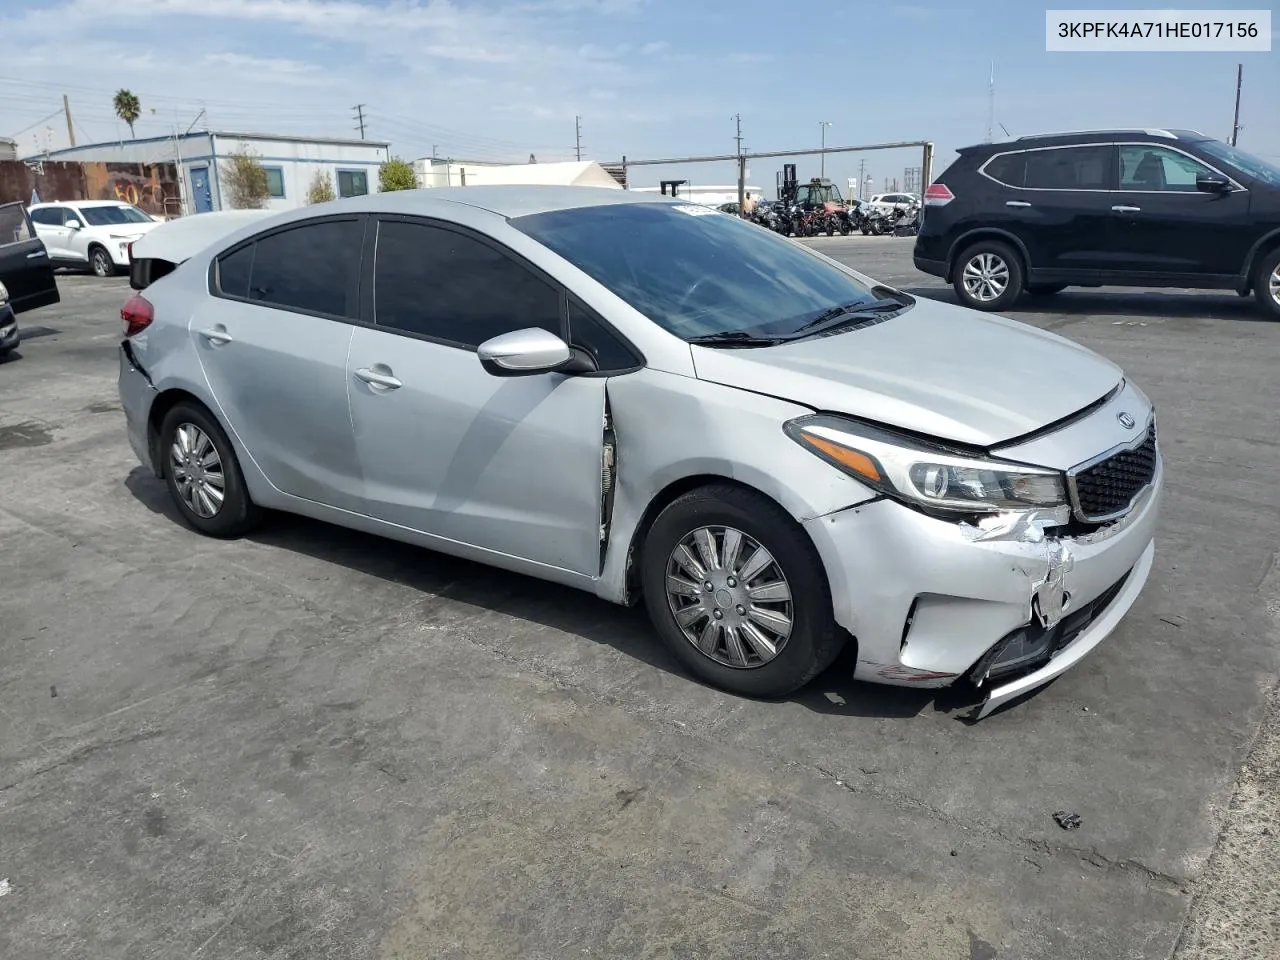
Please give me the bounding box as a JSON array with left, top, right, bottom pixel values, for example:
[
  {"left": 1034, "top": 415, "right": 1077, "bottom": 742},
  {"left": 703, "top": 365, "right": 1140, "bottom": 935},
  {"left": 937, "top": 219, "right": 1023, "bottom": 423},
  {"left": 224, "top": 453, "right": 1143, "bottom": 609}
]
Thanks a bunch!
[
  {"left": 629, "top": 184, "right": 764, "bottom": 207},
  {"left": 42, "top": 131, "right": 391, "bottom": 215},
  {"left": 413, "top": 158, "right": 623, "bottom": 190}
]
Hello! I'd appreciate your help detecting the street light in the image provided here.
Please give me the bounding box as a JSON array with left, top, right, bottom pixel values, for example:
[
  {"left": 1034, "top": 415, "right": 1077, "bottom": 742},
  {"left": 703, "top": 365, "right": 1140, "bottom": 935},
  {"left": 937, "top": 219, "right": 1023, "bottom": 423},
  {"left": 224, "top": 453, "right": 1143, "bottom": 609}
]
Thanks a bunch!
[{"left": 818, "top": 121, "right": 833, "bottom": 178}]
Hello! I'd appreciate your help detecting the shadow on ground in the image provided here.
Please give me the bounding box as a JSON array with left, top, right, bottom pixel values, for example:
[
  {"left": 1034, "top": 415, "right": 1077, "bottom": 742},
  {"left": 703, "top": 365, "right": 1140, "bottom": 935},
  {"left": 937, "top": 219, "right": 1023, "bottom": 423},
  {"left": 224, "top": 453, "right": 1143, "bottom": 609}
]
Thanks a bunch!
[{"left": 125, "top": 467, "right": 988, "bottom": 722}]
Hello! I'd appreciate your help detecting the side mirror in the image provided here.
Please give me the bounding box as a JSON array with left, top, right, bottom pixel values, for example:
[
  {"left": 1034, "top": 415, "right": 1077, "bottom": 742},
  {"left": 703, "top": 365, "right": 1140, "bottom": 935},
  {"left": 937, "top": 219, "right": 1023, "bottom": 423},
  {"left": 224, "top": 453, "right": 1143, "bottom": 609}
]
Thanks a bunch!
[
  {"left": 66, "top": 219, "right": 82, "bottom": 230},
  {"left": 1195, "top": 173, "right": 1231, "bottom": 194},
  {"left": 477, "top": 327, "right": 576, "bottom": 377}
]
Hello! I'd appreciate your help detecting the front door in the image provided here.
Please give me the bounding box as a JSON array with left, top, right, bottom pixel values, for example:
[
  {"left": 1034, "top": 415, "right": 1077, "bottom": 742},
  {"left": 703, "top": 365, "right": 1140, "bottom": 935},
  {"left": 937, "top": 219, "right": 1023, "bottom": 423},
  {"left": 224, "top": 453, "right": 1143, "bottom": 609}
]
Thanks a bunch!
[
  {"left": 193, "top": 216, "right": 365, "bottom": 510},
  {"left": 347, "top": 216, "right": 607, "bottom": 577},
  {"left": 0, "top": 203, "right": 59, "bottom": 314},
  {"left": 190, "top": 167, "right": 213, "bottom": 213},
  {"left": 1105, "top": 143, "right": 1254, "bottom": 278},
  {"left": 992, "top": 143, "right": 1116, "bottom": 275}
]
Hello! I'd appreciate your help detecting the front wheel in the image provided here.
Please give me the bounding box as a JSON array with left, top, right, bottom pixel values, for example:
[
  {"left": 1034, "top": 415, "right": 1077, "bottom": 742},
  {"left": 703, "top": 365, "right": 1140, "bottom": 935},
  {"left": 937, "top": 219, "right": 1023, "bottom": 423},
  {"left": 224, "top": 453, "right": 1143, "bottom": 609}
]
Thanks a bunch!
[
  {"left": 159, "top": 401, "right": 263, "bottom": 538},
  {"left": 1253, "top": 247, "right": 1280, "bottom": 320},
  {"left": 641, "top": 484, "right": 847, "bottom": 697},
  {"left": 89, "top": 246, "right": 114, "bottom": 278},
  {"left": 952, "top": 240, "right": 1024, "bottom": 311}
]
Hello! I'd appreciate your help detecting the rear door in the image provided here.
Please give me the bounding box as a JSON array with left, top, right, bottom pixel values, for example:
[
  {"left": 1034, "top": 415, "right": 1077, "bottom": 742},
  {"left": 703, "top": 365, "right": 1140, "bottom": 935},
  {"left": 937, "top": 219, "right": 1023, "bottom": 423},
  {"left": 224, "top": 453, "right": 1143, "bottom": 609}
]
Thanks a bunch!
[
  {"left": 1105, "top": 142, "right": 1253, "bottom": 278},
  {"left": 29, "top": 206, "right": 73, "bottom": 261},
  {"left": 0, "top": 202, "right": 59, "bottom": 314},
  {"left": 194, "top": 215, "right": 365, "bottom": 511},
  {"left": 981, "top": 144, "right": 1116, "bottom": 274}
]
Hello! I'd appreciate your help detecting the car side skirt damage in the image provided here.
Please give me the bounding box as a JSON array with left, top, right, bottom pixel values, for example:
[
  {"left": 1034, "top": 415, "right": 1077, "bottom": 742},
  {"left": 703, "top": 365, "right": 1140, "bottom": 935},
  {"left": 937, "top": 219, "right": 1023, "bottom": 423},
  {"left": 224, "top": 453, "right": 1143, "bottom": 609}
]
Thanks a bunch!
[{"left": 600, "top": 397, "right": 617, "bottom": 574}]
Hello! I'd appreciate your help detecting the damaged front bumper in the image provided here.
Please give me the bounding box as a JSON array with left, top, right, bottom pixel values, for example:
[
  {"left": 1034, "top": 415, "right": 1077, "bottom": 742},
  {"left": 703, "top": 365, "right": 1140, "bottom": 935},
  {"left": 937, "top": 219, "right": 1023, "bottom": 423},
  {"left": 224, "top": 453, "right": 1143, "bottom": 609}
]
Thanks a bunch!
[{"left": 803, "top": 457, "right": 1162, "bottom": 716}]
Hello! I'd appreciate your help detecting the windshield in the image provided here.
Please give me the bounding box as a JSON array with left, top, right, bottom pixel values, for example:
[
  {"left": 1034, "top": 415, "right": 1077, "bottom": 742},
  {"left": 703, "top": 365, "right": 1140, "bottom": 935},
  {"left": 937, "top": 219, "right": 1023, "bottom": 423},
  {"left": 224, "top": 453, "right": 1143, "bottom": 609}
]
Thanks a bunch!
[
  {"left": 512, "top": 202, "right": 894, "bottom": 341},
  {"left": 77, "top": 205, "right": 154, "bottom": 226},
  {"left": 1194, "top": 140, "right": 1280, "bottom": 187}
]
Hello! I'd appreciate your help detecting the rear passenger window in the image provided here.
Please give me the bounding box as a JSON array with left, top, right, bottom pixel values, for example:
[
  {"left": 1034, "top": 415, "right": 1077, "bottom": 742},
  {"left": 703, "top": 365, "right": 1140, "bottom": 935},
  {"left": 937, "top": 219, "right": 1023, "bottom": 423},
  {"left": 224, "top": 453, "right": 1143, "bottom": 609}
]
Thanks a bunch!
[
  {"left": 220, "top": 218, "right": 362, "bottom": 318},
  {"left": 216, "top": 245, "right": 253, "bottom": 299},
  {"left": 1023, "top": 146, "right": 1110, "bottom": 190},
  {"left": 373, "top": 219, "right": 563, "bottom": 348},
  {"left": 984, "top": 153, "right": 1026, "bottom": 187},
  {"left": 568, "top": 302, "right": 639, "bottom": 372}
]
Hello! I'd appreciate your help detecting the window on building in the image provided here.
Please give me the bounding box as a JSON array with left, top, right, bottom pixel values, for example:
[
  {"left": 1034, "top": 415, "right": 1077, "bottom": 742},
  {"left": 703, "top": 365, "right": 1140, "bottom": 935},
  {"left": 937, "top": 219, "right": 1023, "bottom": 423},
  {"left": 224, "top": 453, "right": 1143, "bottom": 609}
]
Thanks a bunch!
[
  {"left": 1022, "top": 146, "right": 1110, "bottom": 190},
  {"left": 337, "top": 169, "right": 369, "bottom": 198},
  {"left": 215, "top": 218, "right": 362, "bottom": 317},
  {"left": 373, "top": 219, "right": 563, "bottom": 348},
  {"left": 264, "top": 167, "right": 286, "bottom": 199}
]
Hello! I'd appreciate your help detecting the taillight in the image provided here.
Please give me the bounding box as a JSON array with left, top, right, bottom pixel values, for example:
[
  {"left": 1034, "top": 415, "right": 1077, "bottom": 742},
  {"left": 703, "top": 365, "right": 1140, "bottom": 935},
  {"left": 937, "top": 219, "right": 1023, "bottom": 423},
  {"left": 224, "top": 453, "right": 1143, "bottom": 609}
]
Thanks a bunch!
[
  {"left": 924, "top": 183, "right": 954, "bottom": 206},
  {"left": 126, "top": 241, "right": 135, "bottom": 261},
  {"left": 121, "top": 293, "right": 154, "bottom": 337}
]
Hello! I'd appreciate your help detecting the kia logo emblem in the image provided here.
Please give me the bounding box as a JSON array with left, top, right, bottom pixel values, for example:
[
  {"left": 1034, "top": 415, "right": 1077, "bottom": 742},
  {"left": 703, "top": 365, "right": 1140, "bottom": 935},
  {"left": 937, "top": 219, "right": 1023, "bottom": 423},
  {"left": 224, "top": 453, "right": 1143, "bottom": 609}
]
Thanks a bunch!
[{"left": 1117, "top": 412, "right": 1136, "bottom": 429}]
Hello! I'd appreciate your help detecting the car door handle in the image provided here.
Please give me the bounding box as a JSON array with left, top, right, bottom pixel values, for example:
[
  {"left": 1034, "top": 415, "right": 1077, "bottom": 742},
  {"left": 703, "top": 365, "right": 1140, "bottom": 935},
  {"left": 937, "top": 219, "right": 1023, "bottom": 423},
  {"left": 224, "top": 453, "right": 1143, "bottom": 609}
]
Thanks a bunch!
[
  {"left": 1111, "top": 205, "right": 1142, "bottom": 213},
  {"left": 198, "top": 327, "right": 233, "bottom": 345},
  {"left": 1005, "top": 200, "right": 1031, "bottom": 208},
  {"left": 355, "top": 367, "right": 402, "bottom": 390},
  {"left": 26, "top": 250, "right": 45, "bottom": 258}
]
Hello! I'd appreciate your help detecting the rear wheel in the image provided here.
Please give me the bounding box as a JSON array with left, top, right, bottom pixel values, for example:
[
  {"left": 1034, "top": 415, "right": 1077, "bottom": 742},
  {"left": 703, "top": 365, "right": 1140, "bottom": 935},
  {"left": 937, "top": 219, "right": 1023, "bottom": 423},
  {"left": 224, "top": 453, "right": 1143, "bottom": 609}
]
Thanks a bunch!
[
  {"left": 89, "top": 245, "right": 114, "bottom": 278},
  {"left": 1253, "top": 248, "right": 1280, "bottom": 320},
  {"left": 641, "top": 484, "right": 846, "bottom": 698},
  {"left": 159, "top": 401, "right": 262, "bottom": 538},
  {"left": 953, "top": 240, "right": 1024, "bottom": 312}
]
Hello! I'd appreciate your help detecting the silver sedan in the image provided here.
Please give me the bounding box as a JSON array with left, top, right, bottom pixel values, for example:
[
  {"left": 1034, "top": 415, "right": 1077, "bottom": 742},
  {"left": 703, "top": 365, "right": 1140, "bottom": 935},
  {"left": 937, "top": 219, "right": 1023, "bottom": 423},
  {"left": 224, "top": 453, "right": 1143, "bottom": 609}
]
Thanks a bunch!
[{"left": 118, "top": 186, "right": 1161, "bottom": 717}]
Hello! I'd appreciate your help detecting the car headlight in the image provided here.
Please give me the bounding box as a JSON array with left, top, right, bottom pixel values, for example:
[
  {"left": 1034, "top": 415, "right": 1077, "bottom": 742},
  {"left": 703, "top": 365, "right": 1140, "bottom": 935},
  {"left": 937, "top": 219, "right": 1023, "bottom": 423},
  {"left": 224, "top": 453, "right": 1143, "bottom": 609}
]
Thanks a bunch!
[
  {"left": 784, "top": 414, "right": 1068, "bottom": 517},
  {"left": 0, "top": 280, "right": 8, "bottom": 306}
]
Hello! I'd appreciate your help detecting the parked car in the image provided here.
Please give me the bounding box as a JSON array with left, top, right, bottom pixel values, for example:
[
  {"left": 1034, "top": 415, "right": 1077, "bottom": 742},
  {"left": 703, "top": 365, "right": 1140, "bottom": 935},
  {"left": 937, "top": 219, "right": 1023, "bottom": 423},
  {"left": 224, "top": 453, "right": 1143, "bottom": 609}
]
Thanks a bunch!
[
  {"left": 914, "top": 129, "right": 1280, "bottom": 318},
  {"left": 866, "top": 193, "right": 920, "bottom": 215},
  {"left": 0, "top": 201, "right": 60, "bottom": 357},
  {"left": 118, "top": 186, "right": 1161, "bottom": 719},
  {"left": 28, "top": 200, "right": 161, "bottom": 278}
]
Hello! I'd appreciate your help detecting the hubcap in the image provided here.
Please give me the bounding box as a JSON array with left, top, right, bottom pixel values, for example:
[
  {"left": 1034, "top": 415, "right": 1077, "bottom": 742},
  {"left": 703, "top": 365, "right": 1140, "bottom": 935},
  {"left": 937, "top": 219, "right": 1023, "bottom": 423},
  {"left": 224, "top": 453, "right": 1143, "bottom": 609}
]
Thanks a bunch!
[
  {"left": 962, "top": 252, "right": 1009, "bottom": 302},
  {"left": 1269, "top": 263, "right": 1280, "bottom": 307},
  {"left": 664, "top": 525, "right": 794, "bottom": 669},
  {"left": 94, "top": 252, "right": 109, "bottom": 275},
  {"left": 169, "top": 423, "right": 225, "bottom": 519}
]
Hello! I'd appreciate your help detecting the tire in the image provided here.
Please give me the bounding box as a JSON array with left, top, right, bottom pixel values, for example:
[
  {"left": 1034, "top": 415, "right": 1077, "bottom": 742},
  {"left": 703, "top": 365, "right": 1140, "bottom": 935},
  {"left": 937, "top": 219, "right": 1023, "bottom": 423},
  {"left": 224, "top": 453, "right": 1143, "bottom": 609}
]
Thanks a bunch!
[
  {"left": 641, "top": 484, "right": 847, "bottom": 698},
  {"left": 825, "top": 220, "right": 835, "bottom": 237},
  {"left": 952, "top": 240, "right": 1024, "bottom": 312},
  {"left": 159, "top": 401, "right": 262, "bottom": 538},
  {"left": 1253, "top": 247, "right": 1280, "bottom": 320},
  {"left": 89, "top": 245, "right": 114, "bottom": 278},
  {"left": 1025, "top": 283, "right": 1067, "bottom": 297}
]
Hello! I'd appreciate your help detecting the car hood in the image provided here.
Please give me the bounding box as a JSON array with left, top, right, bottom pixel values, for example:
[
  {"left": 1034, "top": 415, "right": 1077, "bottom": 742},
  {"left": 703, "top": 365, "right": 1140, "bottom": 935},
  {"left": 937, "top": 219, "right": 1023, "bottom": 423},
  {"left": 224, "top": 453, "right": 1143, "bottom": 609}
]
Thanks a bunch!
[{"left": 690, "top": 298, "right": 1123, "bottom": 447}]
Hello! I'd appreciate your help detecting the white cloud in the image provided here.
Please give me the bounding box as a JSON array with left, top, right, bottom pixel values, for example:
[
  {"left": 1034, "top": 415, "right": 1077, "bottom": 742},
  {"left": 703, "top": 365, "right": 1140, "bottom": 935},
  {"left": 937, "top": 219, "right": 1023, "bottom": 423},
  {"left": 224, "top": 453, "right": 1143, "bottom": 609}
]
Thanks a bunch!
[{"left": 640, "top": 40, "right": 669, "bottom": 55}]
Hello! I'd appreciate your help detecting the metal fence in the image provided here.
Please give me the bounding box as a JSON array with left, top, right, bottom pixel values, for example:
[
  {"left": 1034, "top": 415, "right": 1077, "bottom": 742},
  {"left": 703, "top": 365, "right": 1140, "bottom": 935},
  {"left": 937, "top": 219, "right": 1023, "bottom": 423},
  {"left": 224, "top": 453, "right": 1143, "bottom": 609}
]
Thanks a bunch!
[{"left": 0, "top": 160, "right": 181, "bottom": 217}]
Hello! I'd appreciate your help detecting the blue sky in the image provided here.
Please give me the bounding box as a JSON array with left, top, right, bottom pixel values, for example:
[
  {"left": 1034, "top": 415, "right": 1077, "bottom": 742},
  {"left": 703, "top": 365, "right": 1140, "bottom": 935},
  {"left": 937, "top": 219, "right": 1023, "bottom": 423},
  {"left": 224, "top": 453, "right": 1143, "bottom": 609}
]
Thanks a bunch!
[{"left": 1, "top": 0, "right": 1276, "bottom": 194}]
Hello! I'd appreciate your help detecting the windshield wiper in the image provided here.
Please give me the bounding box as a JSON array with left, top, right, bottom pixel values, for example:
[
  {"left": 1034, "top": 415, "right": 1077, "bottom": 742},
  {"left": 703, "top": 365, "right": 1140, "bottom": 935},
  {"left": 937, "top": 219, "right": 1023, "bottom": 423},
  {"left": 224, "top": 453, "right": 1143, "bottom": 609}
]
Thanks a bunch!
[
  {"left": 686, "top": 331, "right": 787, "bottom": 348},
  {"left": 790, "top": 297, "right": 907, "bottom": 337}
]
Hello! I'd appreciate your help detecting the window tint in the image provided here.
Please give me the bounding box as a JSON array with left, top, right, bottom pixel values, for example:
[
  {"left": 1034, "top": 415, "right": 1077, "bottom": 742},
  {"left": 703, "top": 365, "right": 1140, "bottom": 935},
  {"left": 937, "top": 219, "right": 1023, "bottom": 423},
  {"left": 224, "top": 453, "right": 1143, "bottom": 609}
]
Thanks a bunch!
[
  {"left": 0, "top": 203, "right": 32, "bottom": 245},
  {"left": 984, "top": 153, "right": 1026, "bottom": 187},
  {"left": 216, "top": 245, "right": 254, "bottom": 299},
  {"left": 235, "top": 219, "right": 362, "bottom": 316},
  {"left": 568, "top": 302, "right": 639, "bottom": 372},
  {"left": 338, "top": 170, "right": 368, "bottom": 198},
  {"left": 1119, "top": 145, "right": 1212, "bottom": 192},
  {"left": 264, "top": 167, "right": 286, "bottom": 199},
  {"left": 1022, "top": 146, "right": 1109, "bottom": 190},
  {"left": 374, "top": 220, "right": 563, "bottom": 347},
  {"left": 78, "top": 205, "right": 153, "bottom": 226},
  {"left": 29, "top": 208, "right": 61, "bottom": 225}
]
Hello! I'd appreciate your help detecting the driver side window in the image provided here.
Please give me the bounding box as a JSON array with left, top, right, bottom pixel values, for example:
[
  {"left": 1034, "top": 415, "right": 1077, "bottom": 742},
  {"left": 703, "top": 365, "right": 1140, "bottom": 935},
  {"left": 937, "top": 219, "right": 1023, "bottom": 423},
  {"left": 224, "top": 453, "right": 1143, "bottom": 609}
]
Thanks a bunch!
[{"left": 1119, "top": 145, "right": 1214, "bottom": 192}]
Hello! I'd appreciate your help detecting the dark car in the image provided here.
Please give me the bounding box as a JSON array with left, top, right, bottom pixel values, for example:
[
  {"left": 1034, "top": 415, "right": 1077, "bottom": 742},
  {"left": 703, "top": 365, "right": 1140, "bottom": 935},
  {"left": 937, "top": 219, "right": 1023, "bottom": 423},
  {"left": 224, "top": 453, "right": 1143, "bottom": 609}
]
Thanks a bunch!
[
  {"left": 913, "top": 129, "right": 1280, "bottom": 318},
  {"left": 0, "top": 201, "right": 60, "bottom": 357}
]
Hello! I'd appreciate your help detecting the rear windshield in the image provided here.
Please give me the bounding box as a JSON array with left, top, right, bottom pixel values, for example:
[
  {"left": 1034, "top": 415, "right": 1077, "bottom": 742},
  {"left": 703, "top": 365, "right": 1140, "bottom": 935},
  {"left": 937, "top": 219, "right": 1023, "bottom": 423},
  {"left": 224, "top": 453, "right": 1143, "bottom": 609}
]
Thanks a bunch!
[
  {"left": 511, "top": 202, "right": 888, "bottom": 341},
  {"left": 78, "top": 205, "right": 154, "bottom": 226}
]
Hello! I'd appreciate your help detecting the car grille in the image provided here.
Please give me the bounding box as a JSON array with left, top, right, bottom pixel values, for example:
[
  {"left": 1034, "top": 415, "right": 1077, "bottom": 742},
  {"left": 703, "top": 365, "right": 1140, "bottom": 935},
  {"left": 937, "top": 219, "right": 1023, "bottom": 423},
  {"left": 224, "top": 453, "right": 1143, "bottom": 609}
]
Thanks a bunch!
[{"left": 1069, "top": 422, "right": 1157, "bottom": 522}]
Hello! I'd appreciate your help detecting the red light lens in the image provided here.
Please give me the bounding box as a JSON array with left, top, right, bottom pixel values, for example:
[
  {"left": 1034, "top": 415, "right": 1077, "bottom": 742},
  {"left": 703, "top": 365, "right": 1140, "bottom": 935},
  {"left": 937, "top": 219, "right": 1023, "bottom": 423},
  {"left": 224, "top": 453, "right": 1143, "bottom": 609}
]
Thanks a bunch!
[
  {"left": 126, "top": 241, "right": 134, "bottom": 261},
  {"left": 121, "top": 293, "right": 154, "bottom": 337},
  {"left": 924, "top": 183, "right": 954, "bottom": 205}
]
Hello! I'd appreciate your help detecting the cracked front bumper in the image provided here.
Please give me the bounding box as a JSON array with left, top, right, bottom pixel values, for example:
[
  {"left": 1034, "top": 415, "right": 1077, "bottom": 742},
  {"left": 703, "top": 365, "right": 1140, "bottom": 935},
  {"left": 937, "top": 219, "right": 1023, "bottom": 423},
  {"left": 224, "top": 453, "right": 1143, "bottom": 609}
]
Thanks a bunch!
[{"left": 803, "top": 457, "right": 1162, "bottom": 711}]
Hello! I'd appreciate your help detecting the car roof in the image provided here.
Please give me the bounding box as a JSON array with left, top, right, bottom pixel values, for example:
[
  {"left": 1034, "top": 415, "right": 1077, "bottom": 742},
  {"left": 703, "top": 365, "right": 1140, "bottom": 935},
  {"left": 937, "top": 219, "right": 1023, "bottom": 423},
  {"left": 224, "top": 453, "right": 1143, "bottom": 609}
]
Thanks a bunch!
[
  {"left": 294, "top": 185, "right": 679, "bottom": 220},
  {"left": 29, "top": 199, "right": 136, "bottom": 208},
  {"left": 957, "top": 129, "right": 1213, "bottom": 155}
]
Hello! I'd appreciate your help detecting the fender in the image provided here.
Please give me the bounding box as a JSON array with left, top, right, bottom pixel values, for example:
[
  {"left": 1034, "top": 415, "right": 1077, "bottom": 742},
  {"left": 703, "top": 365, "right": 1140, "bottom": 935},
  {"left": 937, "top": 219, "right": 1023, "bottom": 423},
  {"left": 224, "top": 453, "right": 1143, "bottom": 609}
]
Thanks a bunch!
[
  {"left": 1242, "top": 227, "right": 1280, "bottom": 284},
  {"left": 946, "top": 228, "right": 1032, "bottom": 282}
]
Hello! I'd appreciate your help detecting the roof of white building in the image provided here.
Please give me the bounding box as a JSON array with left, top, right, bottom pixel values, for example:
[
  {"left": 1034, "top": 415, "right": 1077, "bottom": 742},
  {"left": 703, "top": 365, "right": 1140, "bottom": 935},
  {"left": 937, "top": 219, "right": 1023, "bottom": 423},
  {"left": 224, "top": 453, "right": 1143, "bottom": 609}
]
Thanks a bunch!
[
  {"left": 43, "top": 130, "right": 389, "bottom": 158},
  {"left": 437, "top": 160, "right": 623, "bottom": 189}
]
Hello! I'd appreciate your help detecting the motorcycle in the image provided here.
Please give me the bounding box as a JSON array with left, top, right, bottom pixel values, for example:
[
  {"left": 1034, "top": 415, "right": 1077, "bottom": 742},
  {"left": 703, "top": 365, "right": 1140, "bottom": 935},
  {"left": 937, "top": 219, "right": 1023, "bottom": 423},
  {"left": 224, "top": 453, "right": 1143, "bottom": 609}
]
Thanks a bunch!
[{"left": 893, "top": 205, "right": 921, "bottom": 237}]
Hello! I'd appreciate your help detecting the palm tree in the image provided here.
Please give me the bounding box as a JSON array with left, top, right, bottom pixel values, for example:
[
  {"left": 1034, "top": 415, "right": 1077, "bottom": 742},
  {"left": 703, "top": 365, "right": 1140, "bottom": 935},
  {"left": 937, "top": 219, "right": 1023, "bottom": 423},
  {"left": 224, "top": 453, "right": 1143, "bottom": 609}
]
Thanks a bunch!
[{"left": 112, "top": 89, "right": 141, "bottom": 138}]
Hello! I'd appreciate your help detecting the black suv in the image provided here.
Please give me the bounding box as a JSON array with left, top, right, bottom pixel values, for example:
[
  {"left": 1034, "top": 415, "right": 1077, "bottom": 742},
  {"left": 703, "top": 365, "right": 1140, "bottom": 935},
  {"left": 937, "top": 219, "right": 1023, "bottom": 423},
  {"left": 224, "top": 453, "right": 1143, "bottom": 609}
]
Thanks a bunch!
[{"left": 913, "top": 129, "right": 1280, "bottom": 318}]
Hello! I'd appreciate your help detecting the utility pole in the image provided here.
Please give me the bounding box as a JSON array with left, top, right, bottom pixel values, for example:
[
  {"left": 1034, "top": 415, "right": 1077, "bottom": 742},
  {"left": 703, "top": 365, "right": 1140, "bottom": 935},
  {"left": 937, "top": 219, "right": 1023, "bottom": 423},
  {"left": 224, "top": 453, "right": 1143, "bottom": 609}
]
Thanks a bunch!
[
  {"left": 733, "top": 114, "right": 745, "bottom": 211},
  {"left": 985, "top": 61, "right": 995, "bottom": 143},
  {"left": 62, "top": 94, "right": 76, "bottom": 147},
  {"left": 818, "top": 121, "right": 832, "bottom": 178},
  {"left": 857, "top": 159, "right": 866, "bottom": 199},
  {"left": 575, "top": 115, "right": 582, "bottom": 161},
  {"left": 352, "top": 104, "right": 366, "bottom": 139},
  {"left": 1230, "top": 64, "right": 1243, "bottom": 146}
]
